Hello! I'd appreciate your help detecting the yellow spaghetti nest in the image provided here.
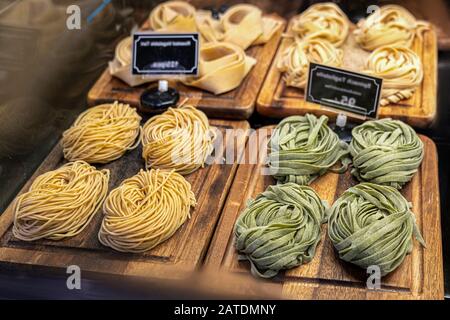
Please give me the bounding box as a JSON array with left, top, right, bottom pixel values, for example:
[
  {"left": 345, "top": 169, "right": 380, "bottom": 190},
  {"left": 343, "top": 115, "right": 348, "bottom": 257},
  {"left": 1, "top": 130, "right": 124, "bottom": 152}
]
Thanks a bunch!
[
  {"left": 62, "top": 102, "right": 142, "bottom": 164},
  {"left": 289, "top": 2, "right": 350, "bottom": 47},
  {"left": 277, "top": 38, "right": 343, "bottom": 89},
  {"left": 98, "top": 169, "right": 196, "bottom": 253},
  {"left": 13, "top": 161, "right": 110, "bottom": 241},
  {"left": 354, "top": 5, "right": 430, "bottom": 51},
  {"left": 142, "top": 105, "right": 215, "bottom": 175}
]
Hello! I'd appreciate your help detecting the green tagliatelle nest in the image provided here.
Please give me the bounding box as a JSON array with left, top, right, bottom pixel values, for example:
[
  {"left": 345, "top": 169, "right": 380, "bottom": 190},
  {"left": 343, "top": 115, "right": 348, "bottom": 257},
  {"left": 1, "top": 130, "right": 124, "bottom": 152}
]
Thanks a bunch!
[
  {"left": 328, "top": 183, "right": 425, "bottom": 276},
  {"left": 234, "top": 183, "right": 328, "bottom": 278},
  {"left": 268, "top": 114, "right": 351, "bottom": 185},
  {"left": 350, "top": 118, "right": 424, "bottom": 189}
]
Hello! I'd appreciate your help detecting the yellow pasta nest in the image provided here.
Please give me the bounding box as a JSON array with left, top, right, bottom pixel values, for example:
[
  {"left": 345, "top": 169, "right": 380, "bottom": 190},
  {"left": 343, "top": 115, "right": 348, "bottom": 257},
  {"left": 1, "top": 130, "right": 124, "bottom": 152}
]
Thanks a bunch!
[
  {"left": 13, "top": 161, "right": 109, "bottom": 241},
  {"left": 98, "top": 169, "right": 196, "bottom": 253},
  {"left": 277, "top": 38, "right": 343, "bottom": 89},
  {"left": 365, "top": 46, "right": 423, "bottom": 105},
  {"left": 62, "top": 101, "right": 141, "bottom": 164},
  {"left": 290, "top": 2, "right": 350, "bottom": 47},
  {"left": 141, "top": 105, "right": 215, "bottom": 175},
  {"left": 354, "top": 5, "right": 430, "bottom": 51}
]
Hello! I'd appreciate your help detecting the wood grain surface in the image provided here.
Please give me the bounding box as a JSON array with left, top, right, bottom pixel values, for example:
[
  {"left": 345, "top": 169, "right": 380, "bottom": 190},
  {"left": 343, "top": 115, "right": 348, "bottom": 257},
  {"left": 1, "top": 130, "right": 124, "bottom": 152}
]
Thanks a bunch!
[
  {"left": 257, "top": 20, "right": 438, "bottom": 129},
  {"left": 205, "top": 126, "right": 444, "bottom": 300},
  {"left": 88, "top": 15, "right": 286, "bottom": 120},
  {"left": 0, "top": 119, "right": 249, "bottom": 280}
]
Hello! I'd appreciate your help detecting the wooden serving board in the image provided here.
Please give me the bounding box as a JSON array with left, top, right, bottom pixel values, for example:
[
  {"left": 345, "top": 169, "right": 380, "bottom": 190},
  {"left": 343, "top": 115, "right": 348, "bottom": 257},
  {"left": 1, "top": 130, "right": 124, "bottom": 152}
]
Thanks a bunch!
[
  {"left": 205, "top": 127, "right": 444, "bottom": 300},
  {"left": 257, "top": 21, "right": 438, "bottom": 128},
  {"left": 0, "top": 119, "right": 249, "bottom": 280},
  {"left": 87, "top": 15, "right": 286, "bottom": 120}
]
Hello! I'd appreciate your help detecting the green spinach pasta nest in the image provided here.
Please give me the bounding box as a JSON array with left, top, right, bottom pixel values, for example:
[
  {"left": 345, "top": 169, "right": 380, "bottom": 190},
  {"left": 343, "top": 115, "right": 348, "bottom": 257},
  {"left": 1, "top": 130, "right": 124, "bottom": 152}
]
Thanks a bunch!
[
  {"left": 350, "top": 118, "right": 424, "bottom": 189},
  {"left": 268, "top": 114, "right": 351, "bottom": 185},
  {"left": 234, "top": 183, "right": 328, "bottom": 278},
  {"left": 328, "top": 183, "right": 425, "bottom": 276}
]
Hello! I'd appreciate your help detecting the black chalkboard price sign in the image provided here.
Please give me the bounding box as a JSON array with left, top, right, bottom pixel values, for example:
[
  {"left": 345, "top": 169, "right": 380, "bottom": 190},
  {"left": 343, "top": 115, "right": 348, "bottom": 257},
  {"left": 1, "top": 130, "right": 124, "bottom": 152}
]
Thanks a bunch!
[
  {"left": 132, "top": 33, "right": 199, "bottom": 76},
  {"left": 306, "top": 63, "right": 383, "bottom": 119}
]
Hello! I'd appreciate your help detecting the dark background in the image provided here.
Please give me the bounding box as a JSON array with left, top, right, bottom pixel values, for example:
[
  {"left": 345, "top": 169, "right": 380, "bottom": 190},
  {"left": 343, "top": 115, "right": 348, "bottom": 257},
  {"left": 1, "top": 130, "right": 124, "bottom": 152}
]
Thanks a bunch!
[{"left": 0, "top": 0, "right": 449, "bottom": 299}]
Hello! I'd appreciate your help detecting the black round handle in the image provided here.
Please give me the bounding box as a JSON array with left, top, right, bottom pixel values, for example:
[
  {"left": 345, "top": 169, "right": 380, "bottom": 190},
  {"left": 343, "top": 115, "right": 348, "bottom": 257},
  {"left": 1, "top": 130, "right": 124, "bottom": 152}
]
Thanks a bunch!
[{"left": 140, "top": 86, "right": 180, "bottom": 114}]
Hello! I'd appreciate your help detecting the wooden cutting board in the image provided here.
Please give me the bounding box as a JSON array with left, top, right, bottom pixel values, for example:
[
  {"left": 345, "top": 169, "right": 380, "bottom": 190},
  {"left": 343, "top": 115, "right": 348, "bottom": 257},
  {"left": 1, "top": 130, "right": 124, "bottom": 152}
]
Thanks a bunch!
[
  {"left": 0, "top": 119, "right": 249, "bottom": 280},
  {"left": 257, "top": 20, "right": 438, "bottom": 129},
  {"left": 204, "top": 126, "right": 444, "bottom": 300},
  {"left": 87, "top": 15, "right": 286, "bottom": 120}
]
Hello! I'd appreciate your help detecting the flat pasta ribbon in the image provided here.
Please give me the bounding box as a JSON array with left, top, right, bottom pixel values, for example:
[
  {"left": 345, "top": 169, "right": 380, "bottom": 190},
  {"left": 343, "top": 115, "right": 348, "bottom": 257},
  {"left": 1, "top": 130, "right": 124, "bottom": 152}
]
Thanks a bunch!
[
  {"left": 142, "top": 104, "right": 215, "bottom": 175},
  {"left": 354, "top": 5, "right": 430, "bottom": 51},
  {"left": 98, "top": 169, "right": 196, "bottom": 253},
  {"left": 13, "top": 161, "right": 110, "bottom": 241},
  {"left": 289, "top": 2, "right": 350, "bottom": 47},
  {"left": 115, "top": 36, "right": 132, "bottom": 66},
  {"left": 365, "top": 46, "right": 423, "bottom": 106},
  {"left": 62, "top": 101, "right": 142, "bottom": 164},
  {"left": 221, "top": 4, "right": 278, "bottom": 49},
  {"left": 182, "top": 41, "right": 256, "bottom": 94},
  {"left": 148, "top": 0, "right": 197, "bottom": 32},
  {"left": 111, "top": 2, "right": 280, "bottom": 91},
  {"left": 277, "top": 38, "right": 343, "bottom": 89},
  {"left": 109, "top": 36, "right": 154, "bottom": 87},
  {"left": 350, "top": 118, "right": 424, "bottom": 189},
  {"left": 195, "top": 4, "right": 282, "bottom": 50},
  {"left": 269, "top": 114, "right": 351, "bottom": 185},
  {"left": 234, "top": 183, "right": 328, "bottom": 278},
  {"left": 328, "top": 183, "right": 425, "bottom": 276}
]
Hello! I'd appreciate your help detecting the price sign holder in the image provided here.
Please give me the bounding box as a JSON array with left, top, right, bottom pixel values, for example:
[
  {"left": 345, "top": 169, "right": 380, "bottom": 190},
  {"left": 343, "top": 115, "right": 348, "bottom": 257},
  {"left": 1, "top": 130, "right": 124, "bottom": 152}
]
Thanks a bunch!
[
  {"left": 305, "top": 63, "right": 383, "bottom": 120},
  {"left": 132, "top": 33, "right": 199, "bottom": 76}
]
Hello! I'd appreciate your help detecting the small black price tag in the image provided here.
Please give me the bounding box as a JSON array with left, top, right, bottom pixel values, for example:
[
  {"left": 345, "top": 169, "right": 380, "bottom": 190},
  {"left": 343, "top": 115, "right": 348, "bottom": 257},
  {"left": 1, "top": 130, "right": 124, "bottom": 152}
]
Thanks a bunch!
[
  {"left": 306, "top": 63, "right": 383, "bottom": 119},
  {"left": 132, "top": 33, "right": 199, "bottom": 76}
]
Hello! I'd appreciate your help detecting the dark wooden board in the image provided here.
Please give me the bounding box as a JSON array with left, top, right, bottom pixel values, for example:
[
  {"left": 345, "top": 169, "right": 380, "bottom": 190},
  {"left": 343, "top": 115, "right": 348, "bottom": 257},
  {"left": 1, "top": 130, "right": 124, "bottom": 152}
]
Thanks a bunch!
[
  {"left": 257, "top": 20, "right": 438, "bottom": 129},
  {"left": 88, "top": 15, "right": 286, "bottom": 120},
  {"left": 205, "top": 126, "right": 444, "bottom": 300},
  {"left": 0, "top": 119, "right": 249, "bottom": 280}
]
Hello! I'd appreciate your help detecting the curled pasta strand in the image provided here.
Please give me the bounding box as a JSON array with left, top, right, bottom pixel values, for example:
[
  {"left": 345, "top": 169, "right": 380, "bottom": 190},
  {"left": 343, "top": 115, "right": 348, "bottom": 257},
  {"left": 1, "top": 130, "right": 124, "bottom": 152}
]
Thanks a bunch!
[
  {"left": 13, "top": 161, "right": 110, "bottom": 241},
  {"left": 62, "top": 102, "right": 142, "bottom": 164},
  {"left": 148, "top": 0, "right": 197, "bottom": 32},
  {"left": 109, "top": 36, "right": 157, "bottom": 87},
  {"left": 142, "top": 104, "right": 216, "bottom": 175},
  {"left": 364, "top": 46, "right": 423, "bottom": 106},
  {"left": 98, "top": 169, "right": 196, "bottom": 253},
  {"left": 354, "top": 5, "right": 430, "bottom": 51},
  {"left": 115, "top": 36, "right": 132, "bottom": 66},
  {"left": 195, "top": 4, "right": 282, "bottom": 50},
  {"left": 350, "top": 118, "right": 424, "bottom": 189},
  {"left": 289, "top": 3, "right": 350, "bottom": 47},
  {"left": 277, "top": 37, "right": 343, "bottom": 89},
  {"left": 182, "top": 41, "right": 256, "bottom": 94},
  {"left": 268, "top": 114, "right": 351, "bottom": 185},
  {"left": 234, "top": 183, "right": 328, "bottom": 278},
  {"left": 328, "top": 183, "right": 425, "bottom": 276}
]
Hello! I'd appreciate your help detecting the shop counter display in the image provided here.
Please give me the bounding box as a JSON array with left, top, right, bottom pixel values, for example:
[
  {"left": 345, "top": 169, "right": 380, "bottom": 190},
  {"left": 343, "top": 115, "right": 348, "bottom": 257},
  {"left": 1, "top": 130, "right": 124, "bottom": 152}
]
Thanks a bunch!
[
  {"left": 257, "top": 4, "right": 437, "bottom": 128},
  {"left": 205, "top": 125, "right": 443, "bottom": 300},
  {"left": 0, "top": 115, "right": 249, "bottom": 280},
  {"left": 88, "top": 1, "right": 286, "bottom": 120}
]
